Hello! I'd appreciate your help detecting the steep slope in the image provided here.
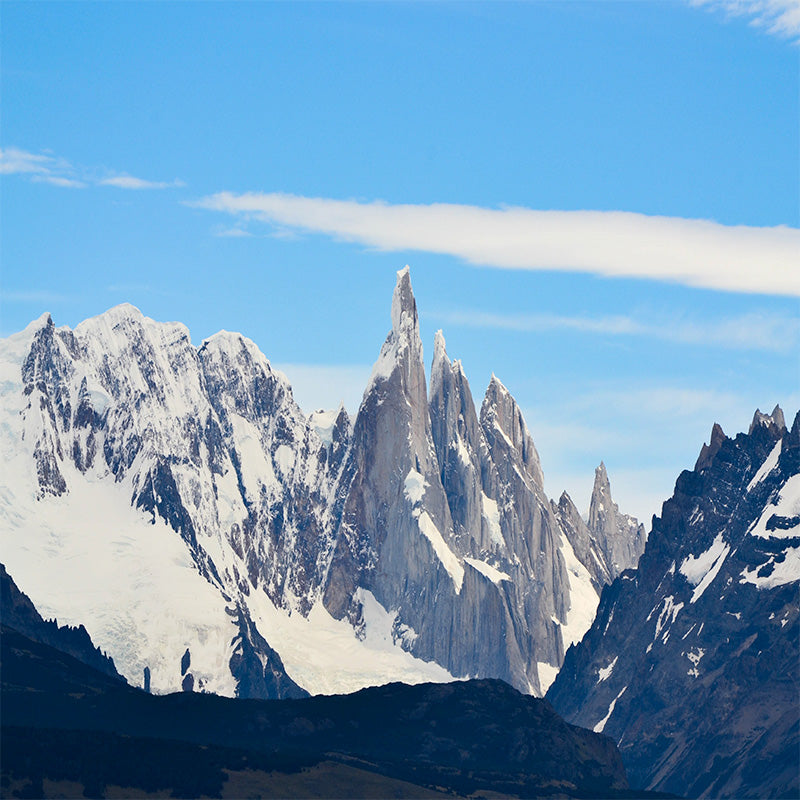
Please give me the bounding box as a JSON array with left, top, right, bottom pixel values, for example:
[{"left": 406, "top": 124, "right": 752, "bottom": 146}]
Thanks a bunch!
[
  {"left": 547, "top": 407, "right": 799, "bottom": 799},
  {"left": 323, "top": 271, "right": 638, "bottom": 694}
]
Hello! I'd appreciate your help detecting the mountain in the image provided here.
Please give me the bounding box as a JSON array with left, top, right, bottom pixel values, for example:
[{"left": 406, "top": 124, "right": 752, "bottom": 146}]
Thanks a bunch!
[
  {"left": 547, "top": 406, "right": 799, "bottom": 799},
  {"left": 2, "top": 622, "right": 637, "bottom": 799},
  {"left": 0, "top": 267, "right": 644, "bottom": 698}
]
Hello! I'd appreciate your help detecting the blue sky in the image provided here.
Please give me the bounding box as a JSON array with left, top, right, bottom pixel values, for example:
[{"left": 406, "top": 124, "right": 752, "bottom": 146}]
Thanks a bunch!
[{"left": 2, "top": 1, "right": 798, "bottom": 522}]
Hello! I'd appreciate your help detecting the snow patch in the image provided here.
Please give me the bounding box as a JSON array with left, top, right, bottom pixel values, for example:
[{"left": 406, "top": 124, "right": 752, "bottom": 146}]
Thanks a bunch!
[
  {"left": 557, "top": 528, "right": 601, "bottom": 649},
  {"left": 740, "top": 546, "right": 800, "bottom": 589},
  {"left": 679, "top": 533, "right": 731, "bottom": 603},
  {"left": 404, "top": 469, "right": 427, "bottom": 505},
  {"left": 309, "top": 408, "right": 340, "bottom": 446},
  {"left": 653, "top": 595, "right": 684, "bottom": 643},
  {"left": 465, "top": 557, "right": 510, "bottom": 584},
  {"left": 686, "top": 647, "right": 705, "bottom": 678},
  {"left": 598, "top": 656, "right": 618, "bottom": 683},
  {"left": 273, "top": 444, "right": 295, "bottom": 477},
  {"left": 537, "top": 661, "right": 559, "bottom": 694},
  {"left": 747, "top": 473, "right": 800, "bottom": 540},
  {"left": 747, "top": 440, "right": 782, "bottom": 491},
  {"left": 404, "top": 469, "right": 463, "bottom": 592},
  {"left": 417, "top": 511, "right": 464, "bottom": 593},
  {"left": 481, "top": 492, "right": 503, "bottom": 547},
  {"left": 594, "top": 686, "right": 627, "bottom": 733}
]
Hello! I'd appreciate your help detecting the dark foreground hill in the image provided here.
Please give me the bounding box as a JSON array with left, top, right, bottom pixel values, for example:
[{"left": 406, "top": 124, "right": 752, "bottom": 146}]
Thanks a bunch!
[{"left": 0, "top": 622, "right": 671, "bottom": 799}]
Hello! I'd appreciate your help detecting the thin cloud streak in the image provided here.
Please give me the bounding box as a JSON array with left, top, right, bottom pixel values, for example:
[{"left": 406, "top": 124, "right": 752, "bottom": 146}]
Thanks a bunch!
[
  {"left": 430, "top": 309, "right": 800, "bottom": 353},
  {"left": 32, "top": 175, "right": 87, "bottom": 189},
  {"left": 3, "top": 290, "right": 74, "bottom": 304},
  {"left": 193, "top": 192, "right": 800, "bottom": 297},
  {"left": 99, "top": 175, "right": 185, "bottom": 190}
]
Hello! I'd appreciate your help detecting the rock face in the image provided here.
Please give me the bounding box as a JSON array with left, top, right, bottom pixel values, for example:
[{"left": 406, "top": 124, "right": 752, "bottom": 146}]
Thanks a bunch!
[
  {"left": 0, "top": 268, "right": 645, "bottom": 698},
  {"left": 547, "top": 408, "right": 800, "bottom": 799}
]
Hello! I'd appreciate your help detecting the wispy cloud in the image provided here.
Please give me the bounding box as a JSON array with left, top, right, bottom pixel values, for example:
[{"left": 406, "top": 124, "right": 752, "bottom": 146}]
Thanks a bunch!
[
  {"left": 192, "top": 192, "right": 800, "bottom": 297},
  {"left": 1, "top": 147, "right": 184, "bottom": 191},
  {"left": 429, "top": 308, "right": 800, "bottom": 353},
  {"left": 32, "top": 175, "right": 87, "bottom": 189},
  {"left": 0, "top": 147, "right": 62, "bottom": 176},
  {"left": 98, "top": 175, "right": 184, "bottom": 190},
  {"left": 524, "top": 384, "right": 799, "bottom": 522},
  {"left": 3, "top": 290, "right": 74, "bottom": 304},
  {"left": 213, "top": 227, "right": 254, "bottom": 238},
  {"left": 692, "top": 0, "right": 800, "bottom": 41}
]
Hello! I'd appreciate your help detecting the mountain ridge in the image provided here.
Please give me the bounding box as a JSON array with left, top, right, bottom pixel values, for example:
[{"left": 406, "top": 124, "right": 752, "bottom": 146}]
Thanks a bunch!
[{"left": 0, "top": 268, "right": 645, "bottom": 699}]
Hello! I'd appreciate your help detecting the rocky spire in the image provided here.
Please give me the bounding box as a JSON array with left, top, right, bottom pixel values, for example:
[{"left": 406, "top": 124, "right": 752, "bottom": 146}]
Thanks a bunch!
[
  {"left": 324, "top": 267, "right": 458, "bottom": 625},
  {"left": 481, "top": 375, "right": 544, "bottom": 491},
  {"left": 695, "top": 422, "right": 727, "bottom": 471},
  {"left": 428, "top": 329, "right": 493, "bottom": 554},
  {"left": 749, "top": 405, "right": 786, "bottom": 436},
  {"left": 588, "top": 462, "right": 646, "bottom": 579}
]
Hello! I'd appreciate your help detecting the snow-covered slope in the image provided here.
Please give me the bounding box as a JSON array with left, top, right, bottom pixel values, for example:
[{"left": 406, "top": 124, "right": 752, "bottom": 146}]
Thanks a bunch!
[
  {"left": 0, "top": 303, "right": 454, "bottom": 697},
  {"left": 0, "top": 267, "right": 645, "bottom": 698}
]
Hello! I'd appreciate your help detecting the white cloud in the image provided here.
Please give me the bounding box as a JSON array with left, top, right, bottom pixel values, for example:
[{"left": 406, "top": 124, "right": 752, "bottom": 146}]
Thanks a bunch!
[
  {"left": 32, "top": 175, "right": 87, "bottom": 189},
  {"left": 193, "top": 192, "right": 800, "bottom": 297},
  {"left": 692, "top": 0, "right": 800, "bottom": 41},
  {"left": 99, "top": 175, "right": 184, "bottom": 190},
  {"left": 1, "top": 146, "right": 183, "bottom": 190},
  {"left": 213, "top": 227, "right": 253, "bottom": 238},
  {"left": 1, "top": 147, "right": 81, "bottom": 186},
  {"left": 0, "top": 147, "right": 58, "bottom": 175},
  {"left": 272, "top": 363, "right": 373, "bottom": 415},
  {"left": 428, "top": 308, "right": 800, "bottom": 353}
]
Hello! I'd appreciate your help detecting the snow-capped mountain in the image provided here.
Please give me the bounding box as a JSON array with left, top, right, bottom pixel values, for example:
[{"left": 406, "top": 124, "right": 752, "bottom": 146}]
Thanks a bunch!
[
  {"left": 547, "top": 407, "right": 799, "bottom": 799},
  {"left": 0, "top": 267, "right": 644, "bottom": 699}
]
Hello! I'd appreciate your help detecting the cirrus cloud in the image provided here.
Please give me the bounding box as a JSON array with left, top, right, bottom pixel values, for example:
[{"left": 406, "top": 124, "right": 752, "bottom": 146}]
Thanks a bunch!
[
  {"left": 1, "top": 147, "right": 184, "bottom": 191},
  {"left": 99, "top": 174, "right": 185, "bottom": 190},
  {"left": 691, "top": 0, "right": 800, "bottom": 41},
  {"left": 428, "top": 308, "right": 800, "bottom": 353},
  {"left": 192, "top": 192, "right": 800, "bottom": 297}
]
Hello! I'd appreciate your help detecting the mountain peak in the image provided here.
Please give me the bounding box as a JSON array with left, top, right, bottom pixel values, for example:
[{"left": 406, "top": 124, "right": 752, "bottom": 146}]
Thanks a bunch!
[
  {"left": 486, "top": 373, "right": 510, "bottom": 399},
  {"left": 100, "top": 302, "right": 145, "bottom": 323},
  {"left": 433, "top": 329, "right": 447, "bottom": 362},
  {"left": 592, "top": 462, "right": 610, "bottom": 497},
  {"left": 694, "top": 422, "right": 727, "bottom": 471},
  {"left": 430, "top": 329, "right": 450, "bottom": 397},
  {"left": 749, "top": 406, "right": 786, "bottom": 435},
  {"left": 391, "top": 266, "right": 417, "bottom": 333},
  {"left": 750, "top": 405, "right": 786, "bottom": 434}
]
